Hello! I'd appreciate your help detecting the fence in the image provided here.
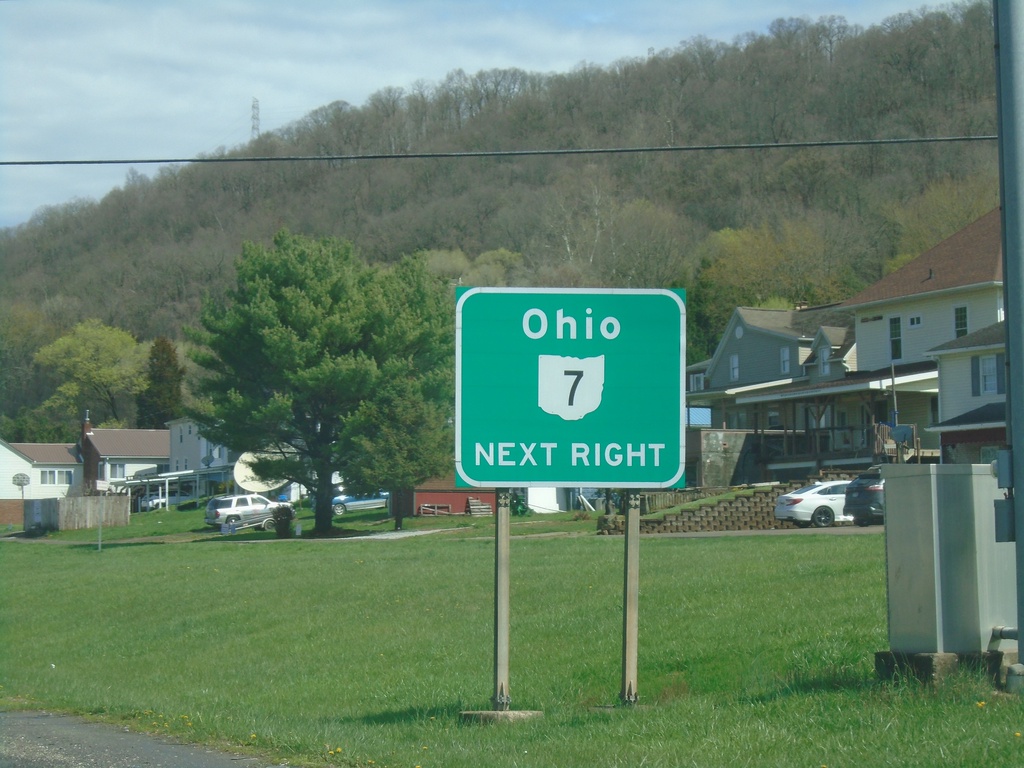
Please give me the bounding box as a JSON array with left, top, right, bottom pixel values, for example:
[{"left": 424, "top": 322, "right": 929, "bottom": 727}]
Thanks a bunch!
[{"left": 23, "top": 496, "right": 130, "bottom": 533}]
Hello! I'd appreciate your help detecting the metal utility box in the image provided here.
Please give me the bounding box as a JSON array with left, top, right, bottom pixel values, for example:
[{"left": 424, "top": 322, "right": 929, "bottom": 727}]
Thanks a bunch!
[{"left": 884, "top": 464, "right": 1017, "bottom": 654}]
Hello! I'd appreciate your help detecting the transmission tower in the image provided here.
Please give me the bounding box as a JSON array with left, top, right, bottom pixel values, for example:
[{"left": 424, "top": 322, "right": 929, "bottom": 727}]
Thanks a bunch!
[{"left": 251, "top": 97, "right": 260, "bottom": 140}]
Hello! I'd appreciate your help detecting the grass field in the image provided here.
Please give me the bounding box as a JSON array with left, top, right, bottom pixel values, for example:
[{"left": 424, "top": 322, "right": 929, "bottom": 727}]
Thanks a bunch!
[{"left": 2, "top": 519, "right": 1023, "bottom": 767}]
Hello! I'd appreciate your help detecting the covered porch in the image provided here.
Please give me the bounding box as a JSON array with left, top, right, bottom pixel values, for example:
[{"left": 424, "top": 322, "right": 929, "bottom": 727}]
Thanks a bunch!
[{"left": 688, "top": 364, "right": 940, "bottom": 485}]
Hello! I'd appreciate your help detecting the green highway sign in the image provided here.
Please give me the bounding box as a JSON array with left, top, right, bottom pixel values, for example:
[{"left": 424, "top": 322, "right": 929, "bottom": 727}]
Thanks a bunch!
[{"left": 455, "top": 287, "right": 686, "bottom": 488}]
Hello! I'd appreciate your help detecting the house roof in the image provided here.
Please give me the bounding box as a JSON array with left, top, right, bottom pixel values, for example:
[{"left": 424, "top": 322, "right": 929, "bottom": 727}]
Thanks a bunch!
[
  {"left": 415, "top": 472, "right": 496, "bottom": 493},
  {"left": 819, "top": 325, "right": 851, "bottom": 348},
  {"left": 804, "top": 325, "right": 856, "bottom": 365},
  {"left": 929, "top": 320, "right": 1005, "bottom": 354},
  {"left": 736, "top": 304, "right": 854, "bottom": 340},
  {"left": 842, "top": 209, "right": 1003, "bottom": 308},
  {"left": 734, "top": 360, "right": 937, "bottom": 404},
  {"left": 9, "top": 442, "right": 78, "bottom": 465},
  {"left": 86, "top": 429, "right": 170, "bottom": 459},
  {"left": 932, "top": 402, "right": 1007, "bottom": 431},
  {"left": 702, "top": 305, "right": 855, "bottom": 386}
]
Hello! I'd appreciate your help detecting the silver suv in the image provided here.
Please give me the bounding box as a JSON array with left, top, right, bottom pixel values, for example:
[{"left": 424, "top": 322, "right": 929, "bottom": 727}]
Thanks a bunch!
[{"left": 205, "top": 494, "right": 289, "bottom": 531}]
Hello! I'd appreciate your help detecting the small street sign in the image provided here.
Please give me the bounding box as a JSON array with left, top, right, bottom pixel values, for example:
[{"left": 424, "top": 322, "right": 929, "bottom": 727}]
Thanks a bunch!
[{"left": 456, "top": 287, "right": 686, "bottom": 488}]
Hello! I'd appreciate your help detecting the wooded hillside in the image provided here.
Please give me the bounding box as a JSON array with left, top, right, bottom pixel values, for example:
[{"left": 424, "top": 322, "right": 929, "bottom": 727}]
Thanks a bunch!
[{"left": 0, "top": 2, "right": 1003, "bottom": 439}]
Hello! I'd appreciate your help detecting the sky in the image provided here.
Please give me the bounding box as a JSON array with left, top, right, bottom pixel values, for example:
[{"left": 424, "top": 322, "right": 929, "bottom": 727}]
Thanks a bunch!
[{"left": 1, "top": 0, "right": 927, "bottom": 229}]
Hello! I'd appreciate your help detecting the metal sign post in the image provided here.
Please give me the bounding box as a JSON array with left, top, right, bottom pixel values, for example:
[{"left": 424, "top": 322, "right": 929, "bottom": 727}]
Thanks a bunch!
[
  {"left": 492, "top": 490, "right": 511, "bottom": 711},
  {"left": 620, "top": 491, "right": 641, "bottom": 704}
]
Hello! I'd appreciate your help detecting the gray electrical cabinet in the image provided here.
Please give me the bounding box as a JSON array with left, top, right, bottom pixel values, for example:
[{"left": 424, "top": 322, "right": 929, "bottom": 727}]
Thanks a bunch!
[{"left": 884, "top": 464, "right": 1017, "bottom": 655}]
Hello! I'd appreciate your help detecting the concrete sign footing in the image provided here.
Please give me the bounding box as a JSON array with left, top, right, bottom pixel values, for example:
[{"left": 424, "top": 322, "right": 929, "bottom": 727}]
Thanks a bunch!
[
  {"left": 875, "top": 650, "right": 1019, "bottom": 686},
  {"left": 1006, "top": 663, "right": 1024, "bottom": 694}
]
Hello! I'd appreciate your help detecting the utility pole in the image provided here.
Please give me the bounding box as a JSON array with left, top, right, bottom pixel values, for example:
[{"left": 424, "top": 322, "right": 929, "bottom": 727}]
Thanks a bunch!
[{"left": 993, "top": 0, "right": 1024, "bottom": 657}]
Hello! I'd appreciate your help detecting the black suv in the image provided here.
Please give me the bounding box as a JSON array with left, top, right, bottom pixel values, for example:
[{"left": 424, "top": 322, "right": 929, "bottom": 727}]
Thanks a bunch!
[{"left": 844, "top": 468, "right": 885, "bottom": 526}]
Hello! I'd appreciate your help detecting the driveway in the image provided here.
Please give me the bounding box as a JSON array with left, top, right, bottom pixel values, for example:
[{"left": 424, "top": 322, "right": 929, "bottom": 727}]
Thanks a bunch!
[{"left": 0, "top": 711, "right": 282, "bottom": 768}]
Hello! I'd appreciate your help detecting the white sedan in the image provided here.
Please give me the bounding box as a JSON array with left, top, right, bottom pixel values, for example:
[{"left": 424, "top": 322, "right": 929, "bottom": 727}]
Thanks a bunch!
[{"left": 773, "top": 481, "right": 852, "bottom": 528}]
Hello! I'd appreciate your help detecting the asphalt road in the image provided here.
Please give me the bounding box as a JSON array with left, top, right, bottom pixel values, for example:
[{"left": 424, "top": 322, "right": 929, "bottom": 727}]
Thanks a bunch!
[{"left": 0, "top": 711, "right": 282, "bottom": 768}]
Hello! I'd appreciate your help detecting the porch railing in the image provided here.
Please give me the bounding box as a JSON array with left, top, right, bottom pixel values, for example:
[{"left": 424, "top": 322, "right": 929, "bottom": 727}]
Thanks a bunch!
[
  {"left": 756, "top": 426, "right": 872, "bottom": 461},
  {"left": 874, "top": 422, "right": 922, "bottom": 462},
  {"left": 750, "top": 423, "right": 925, "bottom": 463}
]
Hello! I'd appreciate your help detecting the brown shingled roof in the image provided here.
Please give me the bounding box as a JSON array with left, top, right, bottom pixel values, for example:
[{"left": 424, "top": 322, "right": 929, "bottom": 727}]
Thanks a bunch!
[
  {"left": 86, "top": 429, "right": 170, "bottom": 459},
  {"left": 929, "top": 320, "right": 1005, "bottom": 353},
  {"left": 842, "top": 208, "right": 1003, "bottom": 308},
  {"left": 9, "top": 443, "right": 78, "bottom": 464}
]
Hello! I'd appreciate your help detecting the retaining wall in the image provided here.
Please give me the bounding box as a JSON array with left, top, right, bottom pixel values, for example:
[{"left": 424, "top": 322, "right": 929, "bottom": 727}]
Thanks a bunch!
[{"left": 598, "top": 470, "right": 857, "bottom": 535}]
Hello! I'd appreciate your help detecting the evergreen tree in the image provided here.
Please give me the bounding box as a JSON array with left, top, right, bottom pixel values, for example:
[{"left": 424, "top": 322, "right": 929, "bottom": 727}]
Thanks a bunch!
[
  {"left": 137, "top": 337, "right": 186, "bottom": 429},
  {"left": 188, "top": 231, "right": 454, "bottom": 535}
]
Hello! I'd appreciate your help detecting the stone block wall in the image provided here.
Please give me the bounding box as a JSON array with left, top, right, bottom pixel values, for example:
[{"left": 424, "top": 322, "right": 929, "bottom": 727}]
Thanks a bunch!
[
  {"left": 595, "top": 471, "right": 860, "bottom": 535},
  {"left": 597, "top": 484, "right": 801, "bottom": 534}
]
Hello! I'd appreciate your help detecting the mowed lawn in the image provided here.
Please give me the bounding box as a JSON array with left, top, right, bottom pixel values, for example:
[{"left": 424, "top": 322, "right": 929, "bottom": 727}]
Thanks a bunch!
[{"left": 2, "top": 528, "right": 1023, "bottom": 767}]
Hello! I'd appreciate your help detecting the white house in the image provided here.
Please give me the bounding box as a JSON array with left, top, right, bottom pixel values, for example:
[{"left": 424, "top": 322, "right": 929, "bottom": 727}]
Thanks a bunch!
[
  {"left": 120, "top": 419, "right": 304, "bottom": 505},
  {"left": 167, "top": 417, "right": 231, "bottom": 474},
  {"left": 848, "top": 213, "right": 1003, "bottom": 374},
  {"left": 687, "top": 208, "right": 1005, "bottom": 484},
  {"left": 78, "top": 414, "right": 169, "bottom": 494},
  {"left": 0, "top": 439, "right": 81, "bottom": 525},
  {"left": 1, "top": 439, "right": 81, "bottom": 500},
  {"left": 928, "top": 321, "right": 1007, "bottom": 464},
  {"left": 119, "top": 418, "right": 235, "bottom": 505}
]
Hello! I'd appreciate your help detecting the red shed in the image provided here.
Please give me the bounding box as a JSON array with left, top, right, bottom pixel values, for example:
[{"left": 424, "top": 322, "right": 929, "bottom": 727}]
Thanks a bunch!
[{"left": 414, "top": 473, "right": 496, "bottom": 516}]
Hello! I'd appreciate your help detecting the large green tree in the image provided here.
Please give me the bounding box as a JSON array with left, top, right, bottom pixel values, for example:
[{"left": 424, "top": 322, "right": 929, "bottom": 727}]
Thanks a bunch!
[
  {"left": 33, "top": 318, "right": 147, "bottom": 427},
  {"left": 188, "top": 231, "right": 454, "bottom": 535}
]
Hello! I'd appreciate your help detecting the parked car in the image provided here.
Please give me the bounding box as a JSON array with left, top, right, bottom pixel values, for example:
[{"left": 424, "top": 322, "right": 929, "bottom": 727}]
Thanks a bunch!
[
  {"left": 332, "top": 489, "right": 390, "bottom": 515},
  {"left": 205, "top": 494, "right": 292, "bottom": 530},
  {"left": 845, "top": 468, "right": 885, "bottom": 526},
  {"left": 773, "top": 481, "right": 852, "bottom": 528},
  {"left": 140, "top": 494, "right": 183, "bottom": 511}
]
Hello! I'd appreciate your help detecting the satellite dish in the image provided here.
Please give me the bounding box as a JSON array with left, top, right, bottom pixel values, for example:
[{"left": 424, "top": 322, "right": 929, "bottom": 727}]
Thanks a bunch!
[
  {"left": 233, "top": 452, "right": 284, "bottom": 493},
  {"left": 891, "top": 425, "right": 915, "bottom": 444}
]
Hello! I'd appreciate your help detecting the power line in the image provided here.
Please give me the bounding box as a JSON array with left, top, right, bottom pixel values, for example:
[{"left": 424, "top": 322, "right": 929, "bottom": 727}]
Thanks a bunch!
[{"left": 0, "top": 134, "right": 997, "bottom": 168}]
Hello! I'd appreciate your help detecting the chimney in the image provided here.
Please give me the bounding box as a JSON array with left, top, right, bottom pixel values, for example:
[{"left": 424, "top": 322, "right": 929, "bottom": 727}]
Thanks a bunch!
[{"left": 76, "top": 411, "right": 94, "bottom": 467}]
